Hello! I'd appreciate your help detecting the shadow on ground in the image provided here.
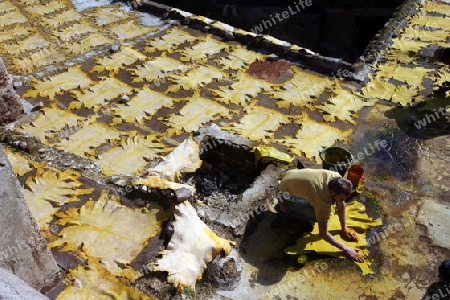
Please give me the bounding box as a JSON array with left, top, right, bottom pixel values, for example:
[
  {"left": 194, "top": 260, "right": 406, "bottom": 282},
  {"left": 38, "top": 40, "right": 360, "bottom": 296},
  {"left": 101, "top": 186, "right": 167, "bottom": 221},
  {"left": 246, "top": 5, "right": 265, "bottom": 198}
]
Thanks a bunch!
[
  {"left": 384, "top": 94, "right": 450, "bottom": 140},
  {"left": 239, "top": 211, "right": 322, "bottom": 286}
]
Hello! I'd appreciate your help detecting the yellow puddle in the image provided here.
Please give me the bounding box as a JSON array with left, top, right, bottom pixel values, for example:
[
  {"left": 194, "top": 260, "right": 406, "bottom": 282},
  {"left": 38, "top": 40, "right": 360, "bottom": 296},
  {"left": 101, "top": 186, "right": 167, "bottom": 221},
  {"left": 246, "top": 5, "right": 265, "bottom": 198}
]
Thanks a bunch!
[{"left": 284, "top": 201, "right": 382, "bottom": 275}]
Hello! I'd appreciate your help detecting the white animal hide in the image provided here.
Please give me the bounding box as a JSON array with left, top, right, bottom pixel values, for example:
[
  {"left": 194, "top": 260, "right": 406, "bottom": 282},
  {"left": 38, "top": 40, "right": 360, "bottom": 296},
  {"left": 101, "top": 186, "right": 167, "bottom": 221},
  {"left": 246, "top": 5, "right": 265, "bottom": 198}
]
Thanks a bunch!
[{"left": 151, "top": 201, "right": 233, "bottom": 292}]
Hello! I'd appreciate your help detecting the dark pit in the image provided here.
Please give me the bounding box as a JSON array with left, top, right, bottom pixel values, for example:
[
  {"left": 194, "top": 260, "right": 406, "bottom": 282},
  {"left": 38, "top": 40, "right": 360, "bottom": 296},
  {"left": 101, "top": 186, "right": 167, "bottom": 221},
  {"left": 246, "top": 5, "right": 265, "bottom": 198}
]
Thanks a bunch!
[
  {"left": 185, "top": 135, "right": 260, "bottom": 201},
  {"left": 159, "top": 0, "right": 406, "bottom": 63}
]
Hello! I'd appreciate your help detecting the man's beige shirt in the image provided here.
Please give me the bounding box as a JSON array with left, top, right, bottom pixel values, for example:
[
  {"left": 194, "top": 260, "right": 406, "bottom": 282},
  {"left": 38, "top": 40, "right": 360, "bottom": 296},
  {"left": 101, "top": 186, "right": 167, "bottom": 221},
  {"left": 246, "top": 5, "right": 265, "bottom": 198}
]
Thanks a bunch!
[{"left": 278, "top": 168, "right": 341, "bottom": 223}]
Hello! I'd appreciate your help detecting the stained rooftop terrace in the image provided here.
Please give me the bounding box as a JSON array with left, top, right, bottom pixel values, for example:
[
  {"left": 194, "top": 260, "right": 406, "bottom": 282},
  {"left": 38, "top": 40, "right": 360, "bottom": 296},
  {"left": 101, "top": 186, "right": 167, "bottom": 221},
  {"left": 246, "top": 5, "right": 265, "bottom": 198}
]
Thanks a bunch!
[{"left": 0, "top": 0, "right": 449, "bottom": 299}]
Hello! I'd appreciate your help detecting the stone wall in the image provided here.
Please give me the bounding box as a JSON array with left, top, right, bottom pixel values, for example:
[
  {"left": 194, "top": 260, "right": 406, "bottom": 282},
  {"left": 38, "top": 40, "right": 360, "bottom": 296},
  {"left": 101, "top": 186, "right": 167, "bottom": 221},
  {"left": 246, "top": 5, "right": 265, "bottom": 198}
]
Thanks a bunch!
[
  {"left": 0, "top": 57, "right": 25, "bottom": 126},
  {"left": 0, "top": 145, "right": 59, "bottom": 291},
  {"left": 153, "top": 1, "right": 404, "bottom": 63},
  {"left": 0, "top": 268, "right": 49, "bottom": 299}
]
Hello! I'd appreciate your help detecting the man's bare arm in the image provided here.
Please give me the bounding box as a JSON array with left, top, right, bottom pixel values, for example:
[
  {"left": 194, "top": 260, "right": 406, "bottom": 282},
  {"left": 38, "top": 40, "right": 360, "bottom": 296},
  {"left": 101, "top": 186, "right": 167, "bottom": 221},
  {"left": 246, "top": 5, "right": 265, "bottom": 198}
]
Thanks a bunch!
[
  {"left": 318, "top": 221, "right": 364, "bottom": 262},
  {"left": 336, "top": 200, "right": 359, "bottom": 242}
]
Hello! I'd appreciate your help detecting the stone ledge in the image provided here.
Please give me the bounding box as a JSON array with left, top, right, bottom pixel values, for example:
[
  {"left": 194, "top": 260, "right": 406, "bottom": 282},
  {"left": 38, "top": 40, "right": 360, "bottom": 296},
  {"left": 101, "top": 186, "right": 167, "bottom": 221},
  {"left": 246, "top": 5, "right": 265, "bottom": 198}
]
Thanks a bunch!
[
  {"left": 136, "top": 0, "right": 358, "bottom": 79},
  {"left": 0, "top": 145, "right": 59, "bottom": 291},
  {"left": 0, "top": 268, "right": 50, "bottom": 300}
]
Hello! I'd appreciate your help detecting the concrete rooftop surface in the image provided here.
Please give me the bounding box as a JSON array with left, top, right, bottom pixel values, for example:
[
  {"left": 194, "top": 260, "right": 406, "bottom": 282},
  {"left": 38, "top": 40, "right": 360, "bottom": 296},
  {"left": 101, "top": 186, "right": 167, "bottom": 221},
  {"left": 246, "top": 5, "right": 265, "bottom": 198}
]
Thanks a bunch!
[{"left": 0, "top": 0, "right": 449, "bottom": 299}]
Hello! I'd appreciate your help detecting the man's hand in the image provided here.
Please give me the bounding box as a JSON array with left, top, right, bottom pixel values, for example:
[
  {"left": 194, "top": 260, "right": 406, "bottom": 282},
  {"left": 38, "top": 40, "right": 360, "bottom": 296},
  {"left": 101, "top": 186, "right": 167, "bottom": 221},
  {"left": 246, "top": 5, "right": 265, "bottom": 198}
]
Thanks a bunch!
[
  {"left": 318, "top": 223, "right": 365, "bottom": 263},
  {"left": 344, "top": 247, "right": 365, "bottom": 262},
  {"left": 341, "top": 228, "right": 359, "bottom": 242}
]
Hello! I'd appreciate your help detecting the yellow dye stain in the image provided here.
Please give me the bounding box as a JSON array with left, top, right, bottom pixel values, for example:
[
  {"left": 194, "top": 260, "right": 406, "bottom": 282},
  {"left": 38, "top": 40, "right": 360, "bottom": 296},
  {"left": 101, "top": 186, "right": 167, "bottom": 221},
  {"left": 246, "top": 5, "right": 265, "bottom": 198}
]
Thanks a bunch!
[
  {"left": 90, "top": 46, "right": 146, "bottom": 74},
  {"left": 56, "top": 259, "right": 154, "bottom": 300},
  {"left": 320, "top": 88, "right": 373, "bottom": 124},
  {"left": 284, "top": 201, "right": 382, "bottom": 275},
  {"left": 409, "top": 15, "right": 450, "bottom": 31},
  {"left": 12, "top": 48, "right": 67, "bottom": 73},
  {"left": 214, "top": 72, "right": 272, "bottom": 105},
  {"left": 374, "top": 64, "right": 431, "bottom": 88},
  {"left": 434, "top": 67, "right": 450, "bottom": 89},
  {"left": 179, "top": 35, "right": 228, "bottom": 61},
  {"left": 41, "top": 10, "right": 82, "bottom": 27},
  {"left": 65, "top": 33, "right": 113, "bottom": 54},
  {"left": 152, "top": 201, "right": 232, "bottom": 292},
  {"left": 0, "top": 26, "right": 32, "bottom": 43},
  {"left": 273, "top": 84, "right": 314, "bottom": 109},
  {"left": 51, "top": 190, "right": 168, "bottom": 281},
  {"left": 68, "top": 77, "right": 133, "bottom": 111},
  {"left": 0, "top": 1, "right": 16, "bottom": 14},
  {"left": 282, "top": 113, "right": 352, "bottom": 162},
  {"left": 54, "top": 122, "right": 122, "bottom": 157},
  {"left": 216, "top": 54, "right": 248, "bottom": 71},
  {"left": 23, "top": 1, "right": 66, "bottom": 15},
  {"left": 18, "top": 35, "right": 51, "bottom": 52},
  {"left": 391, "top": 38, "right": 429, "bottom": 54},
  {"left": 361, "top": 79, "right": 419, "bottom": 106},
  {"left": 108, "top": 20, "right": 157, "bottom": 40},
  {"left": 53, "top": 22, "right": 95, "bottom": 42},
  {"left": 361, "top": 78, "right": 398, "bottom": 100},
  {"left": 165, "top": 97, "right": 232, "bottom": 135},
  {"left": 167, "top": 65, "right": 225, "bottom": 92},
  {"left": 386, "top": 47, "right": 417, "bottom": 65},
  {"left": 1, "top": 35, "right": 50, "bottom": 55},
  {"left": 401, "top": 26, "right": 450, "bottom": 44},
  {"left": 291, "top": 67, "right": 335, "bottom": 91},
  {"left": 422, "top": 3, "right": 450, "bottom": 16},
  {"left": 132, "top": 55, "right": 190, "bottom": 83},
  {"left": 95, "top": 134, "right": 166, "bottom": 176},
  {"left": 23, "top": 167, "right": 93, "bottom": 229},
  {"left": 227, "top": 46, "right": 265, "bottom": 63},
  {"left": 230, "top": 106, "right": 289, "bottom": 141},
  {"left": 17, "top": 106, "right": 83, "bottom": 142},
  {"left": 15, "top": 0, "right": 40, "bottom": 4},
  {"left": 273, "top": 70, "right": 333, "bottom": 108},
  {"left": 144, "top": 28, "right": 197, "bottom": 52},
  {"left": 23, "top": 66, "right": 92, "bottom": 100},
  {"left": 216, "top": 46, "right": 265, "bottom": 70},
  {"left": 4, "top": 149, "right": 33, "bottom": 177},
  {"left": 0, "top": 10, "right": 28, "bottom": 27},
  {"left": 109, "top": 86, "right": 174, "bottom": 125},
  {"left": 87, "top": 6, "right": 131, "bottom": 26}
]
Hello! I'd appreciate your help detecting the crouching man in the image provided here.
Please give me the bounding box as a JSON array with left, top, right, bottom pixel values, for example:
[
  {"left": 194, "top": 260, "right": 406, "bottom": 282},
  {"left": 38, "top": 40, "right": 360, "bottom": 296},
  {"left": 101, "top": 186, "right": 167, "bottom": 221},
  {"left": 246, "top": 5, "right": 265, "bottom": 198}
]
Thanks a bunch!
[{"left": 275, "top": 168, "right": 364, "bottom": 262}]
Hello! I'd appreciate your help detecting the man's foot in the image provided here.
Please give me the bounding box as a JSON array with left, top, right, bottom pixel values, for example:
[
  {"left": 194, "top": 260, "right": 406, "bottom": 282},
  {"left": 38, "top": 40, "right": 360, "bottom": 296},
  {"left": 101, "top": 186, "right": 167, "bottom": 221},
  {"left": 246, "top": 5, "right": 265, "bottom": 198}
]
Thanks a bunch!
[{"left": 274, "top": 204, "right": 294, "bottom": 226}]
